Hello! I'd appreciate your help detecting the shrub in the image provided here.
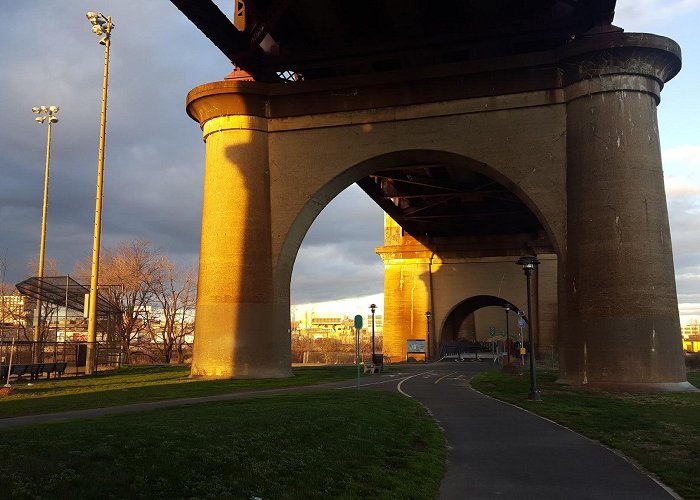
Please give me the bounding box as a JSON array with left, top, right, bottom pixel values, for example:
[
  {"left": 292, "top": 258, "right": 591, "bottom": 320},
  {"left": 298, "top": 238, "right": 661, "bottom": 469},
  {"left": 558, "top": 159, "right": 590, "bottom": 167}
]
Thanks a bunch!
[{"left": 685, "top": 352, "right": 700, "bottom": 370}]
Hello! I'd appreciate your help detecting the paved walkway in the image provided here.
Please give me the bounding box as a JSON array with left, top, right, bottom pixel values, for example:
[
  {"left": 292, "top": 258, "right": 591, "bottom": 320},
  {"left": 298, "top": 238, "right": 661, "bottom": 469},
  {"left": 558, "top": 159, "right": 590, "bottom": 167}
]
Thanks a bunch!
[
  {"left": 380, "top": 363, "right": 678, "bottom": 500},
  {"left": 0, "top": 363, "right": 679, "bottom": 499}
]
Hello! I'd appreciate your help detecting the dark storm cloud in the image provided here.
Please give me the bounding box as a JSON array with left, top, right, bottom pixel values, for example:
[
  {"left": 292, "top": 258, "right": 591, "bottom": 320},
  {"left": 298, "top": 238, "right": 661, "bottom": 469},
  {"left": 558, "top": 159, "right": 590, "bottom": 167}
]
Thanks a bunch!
[
  {"left": 0, "top": 1, "right": 383, "bottom": 304},
  {"left": 0, "top": 2, "right": 227, "bottom": 283},
  {"left": 290, "top": 185, "right": 385, "bottom": 303}
]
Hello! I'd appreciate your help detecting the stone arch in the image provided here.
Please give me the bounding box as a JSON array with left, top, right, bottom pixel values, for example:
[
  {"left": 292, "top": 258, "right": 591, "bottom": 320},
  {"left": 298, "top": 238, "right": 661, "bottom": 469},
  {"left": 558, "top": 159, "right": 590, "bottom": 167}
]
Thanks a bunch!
[
  {"left": 274, "top": 149, "right": 562, "bottom": 303},
  {"left": 186, "top": 33, "right": 691, "bottom": 387},
  {"left": 440, "top": 294, "right": 526, "bottom": 343}
]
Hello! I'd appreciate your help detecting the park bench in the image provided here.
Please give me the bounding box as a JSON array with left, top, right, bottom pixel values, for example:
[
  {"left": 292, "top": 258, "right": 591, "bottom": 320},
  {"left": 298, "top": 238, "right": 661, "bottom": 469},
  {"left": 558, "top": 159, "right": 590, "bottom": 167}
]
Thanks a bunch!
[
  {"left": 10, "top": 363, "right": 29, "bottom": 378},
  {"left": 362, "top": 356, "right": 384, "bottom": 374},
  {"left": 0, "top": 362, "right": 69, "bottom": 382},
  {"left": 30, "top": 362, "right": 69, "bottom": 380},
  {"left": 362, "top": 362, "right": 380, "bottom": 374},
  {"left": 44, "top": 362, "right": 68, "bottom": 379}
]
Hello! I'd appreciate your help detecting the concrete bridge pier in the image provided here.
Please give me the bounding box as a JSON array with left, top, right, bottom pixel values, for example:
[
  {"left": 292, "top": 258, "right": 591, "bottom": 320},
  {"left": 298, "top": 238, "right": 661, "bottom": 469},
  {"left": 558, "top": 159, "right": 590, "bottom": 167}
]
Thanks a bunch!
[
  {"left": 187, "top": 107, "right": 291, "bottom": 378},
  {"left": 179, "top": 29, "right": 690, "bottom": 390},
  {"left": 561, "top": 42, "right": 690, "bottom": 390}
]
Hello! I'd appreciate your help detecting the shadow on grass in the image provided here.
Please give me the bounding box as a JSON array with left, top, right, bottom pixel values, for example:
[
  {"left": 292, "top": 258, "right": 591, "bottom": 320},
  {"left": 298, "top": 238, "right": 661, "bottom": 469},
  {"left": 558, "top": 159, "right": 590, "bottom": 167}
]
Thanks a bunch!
[
  {"left": 0, "top": 364, "right": 358, "bottom": 418},
  {"left": 0, "top": 390, "right": 446, "bottom": 499}
]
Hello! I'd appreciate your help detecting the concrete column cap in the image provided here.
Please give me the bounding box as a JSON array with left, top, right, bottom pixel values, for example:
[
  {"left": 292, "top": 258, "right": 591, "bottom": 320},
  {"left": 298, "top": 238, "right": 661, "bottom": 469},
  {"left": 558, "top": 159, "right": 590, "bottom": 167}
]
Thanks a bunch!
[{"left": 559, "top": 32, "right": 682, "bottom": 87}]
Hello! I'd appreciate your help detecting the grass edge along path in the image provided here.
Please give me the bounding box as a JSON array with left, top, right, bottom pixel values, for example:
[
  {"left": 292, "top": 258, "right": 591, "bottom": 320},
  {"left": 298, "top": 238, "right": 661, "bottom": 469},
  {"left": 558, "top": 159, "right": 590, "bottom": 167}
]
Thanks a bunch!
[
  {"left": 471, "top": 370, "right": 700, "bottom": 500},
  {"left": 0, "top": 390, "right": 447, "bottom": 499},
  {"left": 0, "top": 364, "right": 361, "bottom": 419}
]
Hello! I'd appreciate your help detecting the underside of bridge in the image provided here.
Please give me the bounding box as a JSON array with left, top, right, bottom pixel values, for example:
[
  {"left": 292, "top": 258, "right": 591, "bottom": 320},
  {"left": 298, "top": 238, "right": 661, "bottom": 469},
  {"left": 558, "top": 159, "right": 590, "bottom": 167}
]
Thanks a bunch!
[
  {"left": 170, "top": 0, "right": 608, "bottom": 249},
  {"left": 171, "top": 0, "right": 616, "bottom": 81},
  {"left": 172, "top": 0, "right": 694, "bottom": 390}
]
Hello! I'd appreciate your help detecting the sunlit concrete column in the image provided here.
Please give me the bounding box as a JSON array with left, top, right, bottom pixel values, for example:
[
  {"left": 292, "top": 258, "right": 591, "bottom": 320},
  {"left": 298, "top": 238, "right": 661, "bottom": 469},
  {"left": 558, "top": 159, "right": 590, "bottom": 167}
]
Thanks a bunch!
[
  {"left": 561, "top": 35, "right": 692, "bottom": 390},
  {"left": 379, "top": 254, "right": 432, "bottom": 363},
  {"left": 377, "top": 217, "right": 432, "bottom": 362},
  {"left": 187, "top": 84, "right": 292, "bottom": 378}
]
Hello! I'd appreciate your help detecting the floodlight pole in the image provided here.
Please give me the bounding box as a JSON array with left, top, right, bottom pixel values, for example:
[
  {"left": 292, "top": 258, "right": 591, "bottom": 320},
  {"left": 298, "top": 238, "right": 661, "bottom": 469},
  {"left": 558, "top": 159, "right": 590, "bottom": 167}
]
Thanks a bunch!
[
  {"left": 32, "top": 105, "right": 59, "bottom": 363},
  {"left": 86, "top": 12, "right": 113, "bottom": 375}
]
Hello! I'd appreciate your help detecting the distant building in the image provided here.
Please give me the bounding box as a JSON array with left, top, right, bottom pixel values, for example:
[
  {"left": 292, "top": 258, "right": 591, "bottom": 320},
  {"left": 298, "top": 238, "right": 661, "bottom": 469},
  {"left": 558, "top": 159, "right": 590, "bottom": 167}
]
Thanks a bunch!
[
  {"left": 681, "top": 321, "right": 700, "bottom": 338},
  {"left": 291, "top": 312, "right": 384, "bottom": 341},
  {"left": 0, "top": 294, "right": 29, "bottom": 326},
  {"left": 682, "top": 321, "right": 700, "bottom": 352}
]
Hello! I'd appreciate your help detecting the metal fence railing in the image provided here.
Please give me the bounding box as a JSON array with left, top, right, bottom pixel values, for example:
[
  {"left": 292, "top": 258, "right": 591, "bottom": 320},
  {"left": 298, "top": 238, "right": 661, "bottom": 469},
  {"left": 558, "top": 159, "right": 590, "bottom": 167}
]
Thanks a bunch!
[{"left": 0, "top": 340, "right": 121, "bottom": 379}]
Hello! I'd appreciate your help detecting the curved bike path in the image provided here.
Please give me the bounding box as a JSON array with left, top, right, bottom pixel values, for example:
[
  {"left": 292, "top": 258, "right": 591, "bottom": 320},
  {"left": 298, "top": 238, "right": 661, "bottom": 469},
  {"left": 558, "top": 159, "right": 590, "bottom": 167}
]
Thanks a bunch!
[{"left": 391, "top": 363, "right": 678, "bottom": 500}]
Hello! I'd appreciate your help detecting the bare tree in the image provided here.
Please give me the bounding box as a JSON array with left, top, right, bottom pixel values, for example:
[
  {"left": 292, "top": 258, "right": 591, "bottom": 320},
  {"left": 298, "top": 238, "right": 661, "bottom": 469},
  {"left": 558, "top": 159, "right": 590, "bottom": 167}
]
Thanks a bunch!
[
  {"left": 74, "top": 240, "right": 161, "bottom": 363},
  {"left": 147, "top": 260, "right": 196, "bottom": 364},
  {"left": 1, "top": 255, "right": 30, "bottom": 340}
]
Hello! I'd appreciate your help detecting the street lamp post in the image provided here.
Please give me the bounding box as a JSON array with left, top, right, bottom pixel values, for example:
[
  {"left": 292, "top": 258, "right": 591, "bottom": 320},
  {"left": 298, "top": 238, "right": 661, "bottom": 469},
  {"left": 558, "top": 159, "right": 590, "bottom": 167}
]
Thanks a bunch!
[
  {"left": 425, "top": 311, "right": 431, "bottom": 360},
  {"left": 85, "top": 11, "right": 114, "bottom": 375},
  {"left": 516, "top": 255, "right": 541, "bottom": 401},
  {"left": 31, "top": 105, "right": 59, "bottom": 363},
  {"left": 370, "top": 304, "right": 377, "bottom": 364},
  {"left": 504, "top": 305, "right": 511, "bottom": 366}
]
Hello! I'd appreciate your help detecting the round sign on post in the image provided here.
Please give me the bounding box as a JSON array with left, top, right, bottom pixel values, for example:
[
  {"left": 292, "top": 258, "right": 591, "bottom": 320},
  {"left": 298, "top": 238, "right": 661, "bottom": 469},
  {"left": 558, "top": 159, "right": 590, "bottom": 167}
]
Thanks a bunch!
[
  {"left": 354, "top": 315, "right": 363, "bottom": 329},
  {"left": 354, "top": 315, "right": 362, "bottom": 390}
]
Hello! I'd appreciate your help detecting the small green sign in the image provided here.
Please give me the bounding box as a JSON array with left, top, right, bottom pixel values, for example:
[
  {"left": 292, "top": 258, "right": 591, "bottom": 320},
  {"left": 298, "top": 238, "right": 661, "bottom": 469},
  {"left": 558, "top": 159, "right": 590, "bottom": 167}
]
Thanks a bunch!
[
  {"left": 489, "top": 326, "right": 496, "bottom": 337},
  {"left": 354, "top": 315, "right": 363, "bottom": 329}
]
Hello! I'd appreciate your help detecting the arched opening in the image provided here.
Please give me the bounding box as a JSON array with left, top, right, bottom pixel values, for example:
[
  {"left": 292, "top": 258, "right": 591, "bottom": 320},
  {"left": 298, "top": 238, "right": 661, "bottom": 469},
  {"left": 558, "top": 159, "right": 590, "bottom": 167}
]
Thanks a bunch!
[
  {"left": 442, "top": 295, "right": 525, "bottom": 342},
  {"left": 276, "top": 149, "right": 559, "bottom": 366},
  {"left": 439, "top": 294, "right": 527, "bottom": 360},
  {"left": 276, "top": 149, "right": 560, "bottom": 300},
  {"left": 289, "top": 184, "right": 384, "bottom": 364}
]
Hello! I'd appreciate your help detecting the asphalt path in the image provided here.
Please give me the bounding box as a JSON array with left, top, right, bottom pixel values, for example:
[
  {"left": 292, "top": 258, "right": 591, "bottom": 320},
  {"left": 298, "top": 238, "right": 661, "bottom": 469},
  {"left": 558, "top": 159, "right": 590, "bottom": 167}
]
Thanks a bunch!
[{"left": 364, "top": 362, "right": 678, "bottom": 500}]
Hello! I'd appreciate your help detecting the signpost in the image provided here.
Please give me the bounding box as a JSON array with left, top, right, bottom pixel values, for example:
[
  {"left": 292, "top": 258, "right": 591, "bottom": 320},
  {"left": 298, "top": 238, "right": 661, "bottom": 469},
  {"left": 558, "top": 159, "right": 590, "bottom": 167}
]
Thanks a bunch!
[
  {"left": 406, "top": 339, "right": 427, "bottom": 362},
  {"left": 518, "top": 314, "right": 525, "bottom": 365},
  {"left": 354, "top": 315, "right": 363, "bottom": 389}
]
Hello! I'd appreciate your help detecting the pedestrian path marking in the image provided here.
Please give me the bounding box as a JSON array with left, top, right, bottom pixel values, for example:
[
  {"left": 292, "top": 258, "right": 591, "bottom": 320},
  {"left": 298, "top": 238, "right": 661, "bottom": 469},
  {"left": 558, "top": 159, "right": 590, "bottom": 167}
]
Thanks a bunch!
[
  {"left": 435, "top": 372, "right": 457, "bottom": 385},
  {"left": 396, "top": 371, "right": 432, "bottom": 398}
]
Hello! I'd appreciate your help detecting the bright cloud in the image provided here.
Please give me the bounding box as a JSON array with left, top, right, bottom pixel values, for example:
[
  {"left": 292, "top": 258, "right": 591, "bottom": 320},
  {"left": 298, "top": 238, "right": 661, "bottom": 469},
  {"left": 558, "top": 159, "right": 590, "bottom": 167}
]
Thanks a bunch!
[{"left": 615, "top": 0, "right": 700, "bottom": 28}]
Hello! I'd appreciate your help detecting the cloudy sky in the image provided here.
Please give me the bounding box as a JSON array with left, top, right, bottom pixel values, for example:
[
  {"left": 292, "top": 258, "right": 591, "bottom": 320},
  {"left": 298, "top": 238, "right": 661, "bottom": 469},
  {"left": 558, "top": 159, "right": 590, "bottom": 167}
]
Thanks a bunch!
[{"left": 0, "top": 1, "right": 699, "bottom": 322}]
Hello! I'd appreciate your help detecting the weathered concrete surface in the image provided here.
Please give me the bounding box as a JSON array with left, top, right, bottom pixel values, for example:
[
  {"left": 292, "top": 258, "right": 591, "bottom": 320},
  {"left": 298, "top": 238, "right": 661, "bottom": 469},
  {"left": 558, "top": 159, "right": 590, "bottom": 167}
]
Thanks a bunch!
[
  {"left": 185, "top": 32, "right": 690, "bottom": 389},
  {"left": 189, "top": 116, "right": 291, "bottom": 378},
  {"left": 561, "top": 38, "right": 690, "bottom": 390}
]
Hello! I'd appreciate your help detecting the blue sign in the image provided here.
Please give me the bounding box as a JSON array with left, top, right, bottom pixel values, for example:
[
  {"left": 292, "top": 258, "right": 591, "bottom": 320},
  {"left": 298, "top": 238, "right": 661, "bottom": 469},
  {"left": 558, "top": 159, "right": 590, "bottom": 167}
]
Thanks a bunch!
[
  {"left": 518, "top": 318, "right": 525, "bottom": 328},
  {"left": 407, "top": 339, "right": 426, "bottom": 353}
]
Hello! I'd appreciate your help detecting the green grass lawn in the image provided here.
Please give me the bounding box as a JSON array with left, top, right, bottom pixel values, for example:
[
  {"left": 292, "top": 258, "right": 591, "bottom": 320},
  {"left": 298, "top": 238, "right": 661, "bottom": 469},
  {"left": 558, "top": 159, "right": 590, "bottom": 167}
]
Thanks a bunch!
[
  {"left": 0, "top": 390, "right": 446, "bottom": 499},
  {"left": 0, "top": 364, "right": 446, "bottom": 498},
  {"left": 472, "top": 370, "right": 700, "bottom": 500},
  {"left": 0, "top": 364, "right": 360, "bottom": 418}
]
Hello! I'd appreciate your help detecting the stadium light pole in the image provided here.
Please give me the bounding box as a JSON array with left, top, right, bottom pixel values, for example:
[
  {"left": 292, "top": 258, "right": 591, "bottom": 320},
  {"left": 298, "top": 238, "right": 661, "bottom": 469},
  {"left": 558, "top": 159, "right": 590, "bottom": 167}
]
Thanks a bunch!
[
  {"left": 516, "top": 255, "right": 541, "bottom": 401},
  {"left": 31, "top": 105, "right": 59, "bottom": 363},
  {"left": 85, "top": 11, "right": 114, "bottom": 375}
]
